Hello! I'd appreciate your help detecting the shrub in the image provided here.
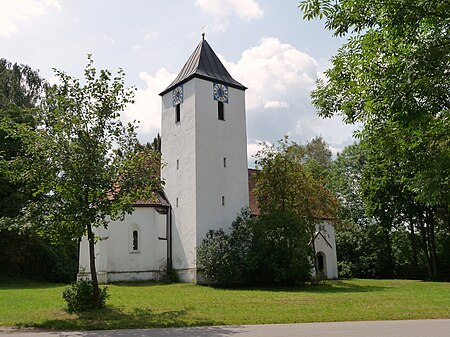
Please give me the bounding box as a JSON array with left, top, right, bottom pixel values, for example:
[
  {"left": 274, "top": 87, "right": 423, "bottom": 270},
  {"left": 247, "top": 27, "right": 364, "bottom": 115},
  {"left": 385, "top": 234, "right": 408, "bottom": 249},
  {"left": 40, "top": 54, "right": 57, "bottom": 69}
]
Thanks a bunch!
[
  {"left": 250, "top": 211, "right": 312, "bottom": 285},
  {"left": 197, "top": 208, "right": 312, "bottom": 286},
  {"left": 63, "top": 279, "right": 108, "bottom": 313}
]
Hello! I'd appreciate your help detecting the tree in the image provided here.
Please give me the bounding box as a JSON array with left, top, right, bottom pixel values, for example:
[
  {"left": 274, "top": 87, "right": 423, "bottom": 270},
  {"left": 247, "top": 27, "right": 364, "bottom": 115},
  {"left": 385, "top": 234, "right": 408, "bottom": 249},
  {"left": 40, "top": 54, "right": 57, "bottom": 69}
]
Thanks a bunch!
[
  {"left": 300, "top": 0, "right": 450, "bottom": 278},
  {"left": 197, "top": 207, "right": 312, "bottom": 285},
  {"left": 253, "top": 136, "right": 337, "bottom": 274},
  {"left": 254, "top": 136, "right": 336, "bottom": 226},
  {"left": 0, "top": 60, "right": 79, "bottom": 282},
  {"left": 302, "top": 136, "right": 332, "bottom": 181},
  {"left": 3, "top": 56, "right": 162, "bottom": 307},
  {"left": 0, "top": 59, "right": 44, "bottom": 217}
]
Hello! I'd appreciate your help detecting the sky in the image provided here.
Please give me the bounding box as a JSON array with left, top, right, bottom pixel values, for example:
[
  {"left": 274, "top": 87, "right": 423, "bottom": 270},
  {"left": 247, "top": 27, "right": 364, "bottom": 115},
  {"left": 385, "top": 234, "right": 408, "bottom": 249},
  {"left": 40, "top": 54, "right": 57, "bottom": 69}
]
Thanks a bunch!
[{"left": 1, "top": 0, "right": 358, "bottom": 164}]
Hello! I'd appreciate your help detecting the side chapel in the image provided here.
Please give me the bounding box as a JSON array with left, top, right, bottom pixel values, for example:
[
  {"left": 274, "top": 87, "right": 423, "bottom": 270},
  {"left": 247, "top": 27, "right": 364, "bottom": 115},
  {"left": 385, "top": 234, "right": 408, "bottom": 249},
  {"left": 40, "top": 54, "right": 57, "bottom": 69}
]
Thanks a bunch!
[{"left": 79, "top": 37, "right": 338, "bottom": 283}]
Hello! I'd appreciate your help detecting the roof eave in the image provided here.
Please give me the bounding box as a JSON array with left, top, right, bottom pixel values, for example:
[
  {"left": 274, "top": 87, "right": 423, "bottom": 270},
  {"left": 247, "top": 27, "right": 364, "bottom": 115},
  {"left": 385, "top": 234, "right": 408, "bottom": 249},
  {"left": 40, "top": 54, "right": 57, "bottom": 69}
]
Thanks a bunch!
[{"left": 159, "top": 74, "right": 247, "bottom": 96}]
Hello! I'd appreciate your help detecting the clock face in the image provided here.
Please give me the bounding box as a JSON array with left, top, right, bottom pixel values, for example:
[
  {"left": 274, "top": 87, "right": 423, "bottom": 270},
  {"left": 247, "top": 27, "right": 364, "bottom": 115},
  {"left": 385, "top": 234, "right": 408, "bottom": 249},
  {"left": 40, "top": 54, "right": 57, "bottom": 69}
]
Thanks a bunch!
[
  {"left": 213, "top": 83, "right": 229, "bottom": 103},
  {"left": 172, "top": 85, "right": 183, "bottom": 106}
]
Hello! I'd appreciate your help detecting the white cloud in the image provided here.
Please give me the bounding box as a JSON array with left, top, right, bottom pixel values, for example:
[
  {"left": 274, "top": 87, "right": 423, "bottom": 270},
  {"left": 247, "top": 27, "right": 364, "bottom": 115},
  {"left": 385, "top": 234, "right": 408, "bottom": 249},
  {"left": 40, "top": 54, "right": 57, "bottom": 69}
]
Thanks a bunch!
[
  {"left": 123, "top": 68, "right": 175, "bottom": 143},
  {"left": 221, "top": 37, "right": 318, "bottom": 112},
  {"left": 144, "top": 31, "right": 158, "bottom": 40},
  {"left": 103, "top": 34, "right": 115, "bottom": 44},
  {"left": 0, "top": 0, "right": 61, "bottom": 37},
  {"left": 195, "top": 0, "right": 263, "bottom": 31},
  {"left": 263, "top": 99, "right": 289, "bottom": 109}
]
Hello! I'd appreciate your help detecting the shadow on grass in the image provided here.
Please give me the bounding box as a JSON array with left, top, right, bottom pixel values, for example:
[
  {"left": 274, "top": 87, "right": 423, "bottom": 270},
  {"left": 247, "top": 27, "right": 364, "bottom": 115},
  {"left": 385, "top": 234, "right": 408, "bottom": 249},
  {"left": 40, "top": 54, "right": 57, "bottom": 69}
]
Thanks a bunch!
[
  {"left": 37, "top": 306, "right": 223, "bottom": 331},
  {"left": 204, "top": 279, "right": 387, "bottom": 294},
  {"left": 0, "top": 279, "right": 66, "bottom": 290}
]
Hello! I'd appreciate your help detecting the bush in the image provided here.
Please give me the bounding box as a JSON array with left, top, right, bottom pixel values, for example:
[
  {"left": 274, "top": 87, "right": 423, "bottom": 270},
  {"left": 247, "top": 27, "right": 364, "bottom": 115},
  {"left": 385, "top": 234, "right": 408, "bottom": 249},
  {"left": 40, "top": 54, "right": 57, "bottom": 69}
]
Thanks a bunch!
[
  {"left": 197, "top": 208, "right": 312, "bottom": 286},
  {"left": 63, "top": 279, "right": 108, "bottom": 313},
  {"left": 0, "top": 228, "right": 78, "bottom": 282},
  {"left": 197, "top": 229, "right": 235, "bottom": 284},
  {"left": 250, "top": 211, "right": 312, "bottom": 285}
]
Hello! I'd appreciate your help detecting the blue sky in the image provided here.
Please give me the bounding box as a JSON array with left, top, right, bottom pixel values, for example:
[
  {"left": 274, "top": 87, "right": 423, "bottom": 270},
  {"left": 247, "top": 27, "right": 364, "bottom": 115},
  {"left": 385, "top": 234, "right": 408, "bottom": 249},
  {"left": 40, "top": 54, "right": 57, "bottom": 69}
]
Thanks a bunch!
[{"left": 1, "top": 0, "right": 358, "bottom": 162}]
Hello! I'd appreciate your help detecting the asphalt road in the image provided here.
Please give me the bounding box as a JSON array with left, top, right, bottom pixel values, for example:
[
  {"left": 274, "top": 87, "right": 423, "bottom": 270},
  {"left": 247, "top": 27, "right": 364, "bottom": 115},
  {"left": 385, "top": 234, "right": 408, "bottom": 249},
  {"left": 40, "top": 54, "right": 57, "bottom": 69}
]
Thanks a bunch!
[{"left": 1, "top": 319, "right": 449, "bottom": 337}]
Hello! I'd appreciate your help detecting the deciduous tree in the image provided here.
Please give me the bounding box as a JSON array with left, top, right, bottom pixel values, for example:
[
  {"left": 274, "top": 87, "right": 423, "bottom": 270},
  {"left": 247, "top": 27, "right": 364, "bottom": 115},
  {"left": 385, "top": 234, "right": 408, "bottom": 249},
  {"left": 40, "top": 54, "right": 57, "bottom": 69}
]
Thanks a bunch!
[
  {"left": 3, "top": 56, "right": 162, "bottom": 306},
  {"left": 300, "top": 0, "right": 450, "bottom": 278}
]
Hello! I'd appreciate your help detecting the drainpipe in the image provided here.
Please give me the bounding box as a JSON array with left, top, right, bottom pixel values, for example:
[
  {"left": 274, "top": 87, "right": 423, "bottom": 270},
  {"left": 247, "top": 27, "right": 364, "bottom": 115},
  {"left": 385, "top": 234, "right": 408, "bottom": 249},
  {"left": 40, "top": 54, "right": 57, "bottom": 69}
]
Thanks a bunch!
[{"left": 167, "top": 205, "right": 172, "bottom": 272}]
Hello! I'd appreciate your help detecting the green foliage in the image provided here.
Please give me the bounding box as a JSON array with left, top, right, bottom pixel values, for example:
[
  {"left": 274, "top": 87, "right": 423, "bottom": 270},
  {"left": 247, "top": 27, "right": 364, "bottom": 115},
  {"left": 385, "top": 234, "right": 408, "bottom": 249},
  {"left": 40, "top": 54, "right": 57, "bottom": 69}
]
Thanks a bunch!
[
  {"left": 250, "top": 211, "right": 312, "bottom": 284},
  {"left": 0, "top": 59, "right": 44, "bottom": 218},
  {"left": 300, "top": 0, "right": 450, "bottom": 208},
  {"left": 254, "top": 136, "right": 336, "bottom": 224},
  {"left": 0, "top": 228, "right": 78, "bottom": 282},
  {"left": 1, "top": 55, "right": 163, "bottom": 306},
  {"left": 63, "top": 279, "right": 108, "bottom": 313},
  {"left": 197, "top": 229, "right": 236, "bottom": 285},
  {"left": 300, "top": 0, "right": 450, "bottom": 279},
  {"left": 197, "top": 208, "right": 312, "bottom": 286}
]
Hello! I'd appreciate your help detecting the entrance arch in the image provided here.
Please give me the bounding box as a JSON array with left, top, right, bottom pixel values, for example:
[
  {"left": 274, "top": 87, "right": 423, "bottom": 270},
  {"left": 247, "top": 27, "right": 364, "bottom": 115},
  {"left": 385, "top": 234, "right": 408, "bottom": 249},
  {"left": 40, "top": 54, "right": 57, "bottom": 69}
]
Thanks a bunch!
[{"left": 316, "top": 251, "right": 327, "bottom": 277}]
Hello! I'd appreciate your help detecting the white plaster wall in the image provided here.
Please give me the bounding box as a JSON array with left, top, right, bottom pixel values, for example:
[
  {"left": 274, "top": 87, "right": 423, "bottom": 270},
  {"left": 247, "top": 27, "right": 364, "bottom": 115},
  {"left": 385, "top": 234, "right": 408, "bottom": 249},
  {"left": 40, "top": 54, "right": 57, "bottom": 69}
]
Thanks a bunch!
[
  {"left": 160, "top": 78, "right": 249, "bottom": 282},
  {"left": 78, "top": 207, "right": 167, "bottom": 283},
  {"left": 314, "top": 221, "right": 339, "bottom": 279},
  {"left": 161, "top": 79, "right": 198, "bottom": 274},
  {"left": 195, "top": 78, "right": 249, "bottom": 242}
]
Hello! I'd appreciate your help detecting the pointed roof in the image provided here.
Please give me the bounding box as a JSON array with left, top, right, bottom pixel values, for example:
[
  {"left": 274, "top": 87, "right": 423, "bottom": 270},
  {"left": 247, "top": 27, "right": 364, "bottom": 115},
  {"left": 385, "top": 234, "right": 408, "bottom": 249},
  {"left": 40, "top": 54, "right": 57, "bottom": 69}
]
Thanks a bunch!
[{"left": 159, "top": 38, "right": 247, "bottom": 96}]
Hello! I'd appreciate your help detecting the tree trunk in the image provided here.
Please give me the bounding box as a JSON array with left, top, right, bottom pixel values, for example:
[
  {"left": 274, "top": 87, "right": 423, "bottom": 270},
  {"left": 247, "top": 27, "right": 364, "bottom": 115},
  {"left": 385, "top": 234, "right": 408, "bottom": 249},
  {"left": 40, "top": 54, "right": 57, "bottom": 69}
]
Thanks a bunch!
[
  {"left": 418, "top": 211, "right": 432, "bottom": 279},
  {"left": 383, "top": 225, "right": 394, "bottom": 277},
  {"left": 426, "top": 209, "right": 438, "bottom": 279},
  {"left": 87, "top": 223, "right": 101, "bottom": 308},
  {"left": 409, "top": 216, "right": 418, "bottom": 271}
]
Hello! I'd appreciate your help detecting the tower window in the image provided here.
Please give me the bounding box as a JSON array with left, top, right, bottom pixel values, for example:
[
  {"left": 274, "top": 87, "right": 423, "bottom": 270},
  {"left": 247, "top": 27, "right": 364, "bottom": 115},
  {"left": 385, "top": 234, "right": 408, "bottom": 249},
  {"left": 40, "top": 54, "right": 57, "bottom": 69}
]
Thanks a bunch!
[
  {"left": 132, "top": 230, "right": 138, "bottom": 251},
  {"left": 222, "top": 196, "right": 225, "bottom": 206},
  {"left": 177, "top": 159, "right": 179, "bottom": 170},
  {"left": 175, "top": 104, "right": 181, "bottom": 123},
  {"left": 218, "top": 101, "right": 224, "bottom": 120},
  {"left": 223, "top": 157, "right": 226, "bottom": 168},
  {"left": 176, "top": 197, "right": 179, "bottom": 207}
]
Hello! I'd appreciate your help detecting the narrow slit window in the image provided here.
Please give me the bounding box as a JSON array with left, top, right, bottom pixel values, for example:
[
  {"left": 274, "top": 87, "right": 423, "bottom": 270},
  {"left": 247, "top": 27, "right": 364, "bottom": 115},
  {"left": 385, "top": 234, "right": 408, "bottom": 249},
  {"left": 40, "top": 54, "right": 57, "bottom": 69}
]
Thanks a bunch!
[
  {"left": 175, "top": 104, "right": 181, "bottom": 123},
  {"left": 132, "top": 230, "right": 138, "bottom": 251},
  {"left": 222, "top": 196, "right": 225, "bottom": 206},
  {"left": 223, "top": 157, "right": 226, "bottom": 167},
  {"left": 176, "top": 197, "right": 179, "bottom": 207},
  {"left": 218, "top": 101, "right": 224, "bottom": 120},
  {"left": 176, "top": 159, "right": 179, "bottom": 170}
]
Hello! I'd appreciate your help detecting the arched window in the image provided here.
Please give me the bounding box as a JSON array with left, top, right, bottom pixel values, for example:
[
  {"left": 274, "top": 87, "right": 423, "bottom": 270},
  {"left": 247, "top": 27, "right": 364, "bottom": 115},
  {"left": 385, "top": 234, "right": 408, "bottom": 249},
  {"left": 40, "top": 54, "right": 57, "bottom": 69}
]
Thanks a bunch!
[
  {"left": 132, "top": 230, "right": 138, "bottom": 251},
  {"left": 316, "top": 251, "right": 326, "bottom": 276},
  {"left": 129, "top": 224, "right": 140, "bottom": 253}
]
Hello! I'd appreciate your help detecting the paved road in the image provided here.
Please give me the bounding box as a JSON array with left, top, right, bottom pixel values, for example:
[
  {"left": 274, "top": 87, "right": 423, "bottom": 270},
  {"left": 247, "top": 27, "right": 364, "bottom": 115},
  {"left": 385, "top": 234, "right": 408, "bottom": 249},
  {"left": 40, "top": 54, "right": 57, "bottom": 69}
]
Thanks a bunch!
[{"left": 1, "top": 319, "right": 449, "bottom": 337}]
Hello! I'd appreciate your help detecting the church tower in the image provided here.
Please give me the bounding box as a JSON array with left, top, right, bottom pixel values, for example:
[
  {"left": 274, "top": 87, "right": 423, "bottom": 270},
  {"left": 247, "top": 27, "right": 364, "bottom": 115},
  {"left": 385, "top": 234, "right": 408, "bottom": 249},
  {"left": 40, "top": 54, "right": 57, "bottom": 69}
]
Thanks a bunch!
[{"left": 159, "top": 37, "right": 249, "bottom": 282}]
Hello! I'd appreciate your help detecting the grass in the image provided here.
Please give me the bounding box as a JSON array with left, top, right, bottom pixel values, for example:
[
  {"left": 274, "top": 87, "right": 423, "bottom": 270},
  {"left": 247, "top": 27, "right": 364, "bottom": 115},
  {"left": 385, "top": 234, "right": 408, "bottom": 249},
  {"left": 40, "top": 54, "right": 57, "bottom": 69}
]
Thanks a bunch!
[{"left": 0, "top": 278, "right": 449, "bottom": 330}]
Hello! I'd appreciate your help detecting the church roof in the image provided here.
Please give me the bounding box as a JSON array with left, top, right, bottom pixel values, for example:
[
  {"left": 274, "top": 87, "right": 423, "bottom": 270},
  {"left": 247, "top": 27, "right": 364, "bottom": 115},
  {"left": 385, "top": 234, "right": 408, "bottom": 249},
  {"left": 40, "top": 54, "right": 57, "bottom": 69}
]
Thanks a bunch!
[{"left": 159, "top": 37, "right": 247, "bottom": 96}]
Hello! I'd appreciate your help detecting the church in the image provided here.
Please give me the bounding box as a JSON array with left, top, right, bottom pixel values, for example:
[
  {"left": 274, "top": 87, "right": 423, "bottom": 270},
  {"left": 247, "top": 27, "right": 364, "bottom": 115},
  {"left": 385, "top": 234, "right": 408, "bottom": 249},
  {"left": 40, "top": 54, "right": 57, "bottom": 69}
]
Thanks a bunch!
[{"left": 78, "top": 37, "right": 338, "bottom": 283}]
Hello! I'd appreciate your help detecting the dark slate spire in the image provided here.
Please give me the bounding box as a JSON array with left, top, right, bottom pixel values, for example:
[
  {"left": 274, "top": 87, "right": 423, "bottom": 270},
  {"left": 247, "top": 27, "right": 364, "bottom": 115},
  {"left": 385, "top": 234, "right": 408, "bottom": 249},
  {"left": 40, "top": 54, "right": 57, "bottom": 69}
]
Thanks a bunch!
[{"left": 159, "top": 38, "right": 247, "bottom": 96}]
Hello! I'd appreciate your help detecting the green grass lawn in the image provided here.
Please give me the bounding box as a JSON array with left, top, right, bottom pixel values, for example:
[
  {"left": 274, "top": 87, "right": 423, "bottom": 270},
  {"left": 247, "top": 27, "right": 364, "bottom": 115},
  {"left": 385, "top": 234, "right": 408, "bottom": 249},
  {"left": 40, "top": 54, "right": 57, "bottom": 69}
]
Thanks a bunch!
[{"left": 0, "top": 279, "right": 449, "bottom": 330}]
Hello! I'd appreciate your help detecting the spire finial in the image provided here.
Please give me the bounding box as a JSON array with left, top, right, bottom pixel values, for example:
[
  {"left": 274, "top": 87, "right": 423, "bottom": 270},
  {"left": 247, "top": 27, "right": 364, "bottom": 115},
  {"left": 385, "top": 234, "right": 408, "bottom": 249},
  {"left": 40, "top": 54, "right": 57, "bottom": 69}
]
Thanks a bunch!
[{"left": 201, "top": 24, "right": 206, "bottom": 40}]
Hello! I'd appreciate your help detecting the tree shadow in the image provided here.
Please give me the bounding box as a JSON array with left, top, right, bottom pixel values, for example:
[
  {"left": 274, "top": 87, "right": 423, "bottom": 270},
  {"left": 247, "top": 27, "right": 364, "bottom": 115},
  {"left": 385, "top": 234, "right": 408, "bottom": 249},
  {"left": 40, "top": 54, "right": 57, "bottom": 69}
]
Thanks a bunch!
[
  {"left": 0, "top": 279, "right": 65, "bottom": 290},
  {"left": 204, "top": 279, "right": 387, "bottom": 294},
  {"left": 38, "top": 306, "right": 224, "bottom": 331}
]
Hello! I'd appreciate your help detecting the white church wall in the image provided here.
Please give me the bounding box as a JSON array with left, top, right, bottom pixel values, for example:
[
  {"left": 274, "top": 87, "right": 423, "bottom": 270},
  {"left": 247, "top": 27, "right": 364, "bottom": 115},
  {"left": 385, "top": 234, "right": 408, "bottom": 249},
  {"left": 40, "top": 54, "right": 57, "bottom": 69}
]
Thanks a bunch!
[
  {"left": 313, "top": 221, "right": 339, "bottom": 279},
  {"left": 161, "top": 79, "right": 198, "bottom": 279},
  {"left": 194, "top": 78, "right": 249, "bottom": 243},
  {"left": 161, "top": 78, "right": 249, "bottom": 283},
  {"left": 78, "top": 207, "right": 167, "bottom": 283}
]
